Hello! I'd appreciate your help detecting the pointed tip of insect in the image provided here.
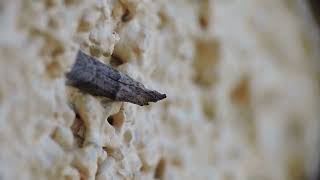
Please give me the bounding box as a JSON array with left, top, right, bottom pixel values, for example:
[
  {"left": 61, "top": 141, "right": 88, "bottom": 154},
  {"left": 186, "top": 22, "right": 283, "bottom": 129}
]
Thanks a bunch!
[
  {"left": 159, "top": 93, "right": 167, "bottom": 100},
  {"left": 144, "top": 90, "right": 166, "bottom": 104},
  {"left": 153, "top": 93, "right": 166, "bottom": 102}
]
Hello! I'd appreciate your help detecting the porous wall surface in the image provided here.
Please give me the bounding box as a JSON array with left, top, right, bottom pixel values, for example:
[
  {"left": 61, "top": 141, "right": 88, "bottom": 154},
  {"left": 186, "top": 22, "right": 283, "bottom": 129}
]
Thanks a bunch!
[{"left": 0, "top": 0, "right": 319, "bottom": 180}]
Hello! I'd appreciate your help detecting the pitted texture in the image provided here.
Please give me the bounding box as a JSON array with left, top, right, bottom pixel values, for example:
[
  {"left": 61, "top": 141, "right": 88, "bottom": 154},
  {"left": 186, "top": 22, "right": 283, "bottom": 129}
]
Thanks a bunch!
[{"left": 0, "top": 0, "right": 319, "bottom": 180}]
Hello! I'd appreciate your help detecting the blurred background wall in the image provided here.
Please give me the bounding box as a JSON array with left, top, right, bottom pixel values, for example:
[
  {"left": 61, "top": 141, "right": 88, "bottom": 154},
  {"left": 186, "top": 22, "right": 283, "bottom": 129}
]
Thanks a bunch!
[{"left": 0, "top": 0, "right": 319, "bottom": 180}]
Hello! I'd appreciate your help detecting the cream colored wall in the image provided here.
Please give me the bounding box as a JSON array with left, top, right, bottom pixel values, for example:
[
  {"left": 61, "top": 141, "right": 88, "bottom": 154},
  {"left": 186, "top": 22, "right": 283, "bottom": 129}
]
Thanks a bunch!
[{"left": 0, "top": 0, "right": 319, "bottom": 180}]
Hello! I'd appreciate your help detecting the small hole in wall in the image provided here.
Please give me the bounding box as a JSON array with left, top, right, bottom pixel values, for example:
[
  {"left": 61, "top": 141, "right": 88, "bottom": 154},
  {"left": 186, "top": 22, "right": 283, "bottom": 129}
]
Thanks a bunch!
[
  {"left": 198, "top": 0, "right": 210, "bottom": 30},
  {"left": 34, "top": 29, "right": 65, "bottom": 57},
  {"left": 140, "top": 164, "right": 151, "bottom": 172},
  {"left": 79, "top": 171, "right": 87, "bottom": 180},
  {"left": 77, "top": 17, "right": 91, "bottom": 32},
  {"left": 154, "top": 158, "right": 166, "bottom": 179},
  {"left": 107, "top": 109, "right": 125, "bottom": 132},
  {"left": 71, "top": 114, "right": 85, "bottom": 147},
  {"left": 89, "top": 46, "right": 102, "bottom": 57},
  {"left": 107, "top": 116, "right": 115, "bottom": 125},
  {"left": 103, "top": 146, "right": 113, "bottom": 155},
  {"left": 103, "top": 147, "right": 124, "bottom": 160},
  {"left": 199, "top": 15, "right": 209, "bottom": 30},
  {"left": 64, "top": 170, "right": 86, "bottom": 180},
  {"left": 45, "top": 0, "right": 56, "bottom": 9},
  {"left": 121, "top": 9, "right": 133, "bottom": 22},
  {"left": 230, "top": 76, "right": 256, "bottom": 146},
  {"left": 193, "top": 39, "right": 220, "bottom": 87},
  {"left": 46, "top": 60, "right": 61, "bottom": 78},
  {"left": 230, "top": 77, "right": 250, "bottom": 105},
  {"left": 157, "top": 10, "right": 169, "bottom": 30},
  {"left": 71, "top": 166, "right": 87, "bottom": 180},
  {"left": 110, "top": 54, "right": 125, "bottom": 67},
  {"left": 140, "top": 158, "right": 153, "bottom": 172}
]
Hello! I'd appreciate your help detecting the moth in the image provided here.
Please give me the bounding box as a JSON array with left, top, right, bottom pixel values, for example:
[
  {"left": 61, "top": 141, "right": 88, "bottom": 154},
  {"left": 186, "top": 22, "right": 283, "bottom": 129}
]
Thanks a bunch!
[{"left": 66, "top": 50, "right": 166, "bottom": 106}]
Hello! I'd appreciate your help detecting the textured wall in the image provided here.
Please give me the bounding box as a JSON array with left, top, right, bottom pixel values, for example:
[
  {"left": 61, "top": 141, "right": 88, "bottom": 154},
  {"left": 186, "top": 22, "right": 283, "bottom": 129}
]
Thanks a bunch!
[{"left": 0, "top": 0, "right": 319, "bottom": 180}]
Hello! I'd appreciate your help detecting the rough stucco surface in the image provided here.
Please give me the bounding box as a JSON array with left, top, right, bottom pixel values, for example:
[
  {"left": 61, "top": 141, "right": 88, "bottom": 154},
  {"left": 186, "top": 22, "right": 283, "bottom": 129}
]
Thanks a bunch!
[{"left": 0, "top": 0, "right": 320, "bottom": 180}]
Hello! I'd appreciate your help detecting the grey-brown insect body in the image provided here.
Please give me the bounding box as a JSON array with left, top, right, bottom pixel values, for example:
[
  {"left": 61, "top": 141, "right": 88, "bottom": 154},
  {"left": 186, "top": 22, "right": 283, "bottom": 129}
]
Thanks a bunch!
[{"left": 66, "top": 50, "right": 166, "bottom": 106}]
